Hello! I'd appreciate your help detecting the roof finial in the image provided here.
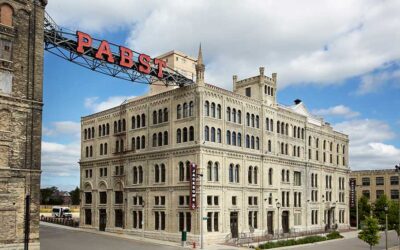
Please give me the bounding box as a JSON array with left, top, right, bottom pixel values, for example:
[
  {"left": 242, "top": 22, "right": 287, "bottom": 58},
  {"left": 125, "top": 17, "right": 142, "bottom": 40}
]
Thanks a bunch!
[{"left": 195, "top": 43, "right": 205, "bottom": 85}]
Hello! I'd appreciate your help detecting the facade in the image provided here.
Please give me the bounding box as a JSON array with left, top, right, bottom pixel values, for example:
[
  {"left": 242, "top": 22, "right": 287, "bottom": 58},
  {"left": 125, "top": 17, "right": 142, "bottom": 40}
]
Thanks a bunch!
[
  {"left": 79, "top": 48, "right": 350, "bottom": 244},
  {"left": 350, "top": 169, "right": 400, "bottom": 203},
  {"left": 0, "top": 0, "right": 46, "bottom": 249}
]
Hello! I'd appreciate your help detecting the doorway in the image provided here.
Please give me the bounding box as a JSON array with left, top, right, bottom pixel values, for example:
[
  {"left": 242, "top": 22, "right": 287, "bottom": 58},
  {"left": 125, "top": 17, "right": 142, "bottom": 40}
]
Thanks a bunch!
[
  {"left": 230, "top": 212, "right": 239, "bottom": 238},
  {"left": 99, "top": 209, "right": 107, "bottom": 231},
  {"left": 282, "top": 211, "right": 289, "bottom": 233},
  {"left": 267, "top": 211, "right": 274, "bottom": 234},
  {"left": 115, "top": 209, "right": 124, "bottom": 228}
]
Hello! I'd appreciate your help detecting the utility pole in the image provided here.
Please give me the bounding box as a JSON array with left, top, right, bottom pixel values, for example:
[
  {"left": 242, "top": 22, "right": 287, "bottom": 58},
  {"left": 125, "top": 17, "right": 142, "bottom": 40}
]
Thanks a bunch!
[{"left": 24, "top": 194, "right": 30, "bottom": 250}]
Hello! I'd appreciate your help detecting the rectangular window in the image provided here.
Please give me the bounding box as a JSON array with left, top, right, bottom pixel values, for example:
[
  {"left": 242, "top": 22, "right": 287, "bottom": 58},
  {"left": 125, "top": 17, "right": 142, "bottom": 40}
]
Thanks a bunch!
[
  {"left": 179, "top": 196, "right": 185, "bottom": 205},
  {"left": 294, "top": 171, "right": 302, "bottom": 186},
  {"left": 245, "top": 87, "right": 251, "bottom": 97},
  {"left": 362, "top": 190, "right": 370, "bottom": 199},
  {"left": 85, "top": 209, "right": 92, "bottom": 225},
  {"left": 390, "top": 176, "right": 399, "bottom": 185},
  {"left": 85, "top": 192, "right": 92, "bottom": 204},
  {"left": 115, "top": 191, "right": 123, "bottom": 204},
  {"left": 391, "top": 190, "right": 399, "bottom": 200},
  {"left": 376, "top": 190, "right": 384, "bottom": 199},
  {"left": 232, "top": 196, "right": 237, "bottom": 205},
  {"left": 362, "top": 177, "right": 370, "bottom": 186},
  {"left": 99, "top": 192, "right": 107, "bottom": 204},
  {"left": 207, "top": 212, "right": 212, "bottom": 232},
  {"left": 214, "top": 196, "right": 219, "bottom": 206},
  {"left": 214, "top": 212, "right": 219, "bottom": 231},
  {"left": 376, "top": 177, "right": 384, "bottom": 186}
]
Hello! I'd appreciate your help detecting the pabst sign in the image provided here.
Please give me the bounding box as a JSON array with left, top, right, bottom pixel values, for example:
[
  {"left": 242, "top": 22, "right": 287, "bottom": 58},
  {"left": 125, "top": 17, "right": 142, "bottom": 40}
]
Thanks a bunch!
[
  {"left": 189, "top": 163, "right": 197, "bottom": 210},
  {"left": 76, "top": 31, "right": 167, "bottom": 78}
]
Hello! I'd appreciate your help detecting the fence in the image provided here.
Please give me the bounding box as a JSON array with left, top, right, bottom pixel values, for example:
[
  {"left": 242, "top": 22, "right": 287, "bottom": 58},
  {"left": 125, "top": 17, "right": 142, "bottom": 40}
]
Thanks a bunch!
[{"left": 40, "top": 216, "right": 79, "bottom": 227}]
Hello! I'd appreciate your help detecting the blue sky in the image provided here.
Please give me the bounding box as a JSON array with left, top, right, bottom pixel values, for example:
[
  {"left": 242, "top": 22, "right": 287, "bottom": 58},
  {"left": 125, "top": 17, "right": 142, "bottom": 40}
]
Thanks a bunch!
[{"left": 42, "top": 0, "right": 400, "bottom": 191}]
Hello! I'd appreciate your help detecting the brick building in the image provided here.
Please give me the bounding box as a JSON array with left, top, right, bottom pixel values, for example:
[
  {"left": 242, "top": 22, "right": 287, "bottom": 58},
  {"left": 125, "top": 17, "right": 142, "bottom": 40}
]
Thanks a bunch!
[{"left": 0, "top": 0, "right": 46, "bottom": 249}]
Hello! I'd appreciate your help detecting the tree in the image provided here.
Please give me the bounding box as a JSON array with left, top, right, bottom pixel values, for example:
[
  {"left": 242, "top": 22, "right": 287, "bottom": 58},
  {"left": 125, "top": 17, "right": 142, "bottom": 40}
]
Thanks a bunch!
[
  {"left": 387, "top": 200, "right": 399, "bottom": 231},
  {"left": 374, "top": 195, "right": 389, "bottom": 225},
  {"left": 358, "top": 216, "right": 381, "bottom": 250},
  {"left": 40, "top": 186, "right": 58, "bottom": 205},
  {"left": 69, "top": 187, "right": 80, "bottom": 205},
  {"left": 358, "top": 196, "right": 371, "bottom": 225}
]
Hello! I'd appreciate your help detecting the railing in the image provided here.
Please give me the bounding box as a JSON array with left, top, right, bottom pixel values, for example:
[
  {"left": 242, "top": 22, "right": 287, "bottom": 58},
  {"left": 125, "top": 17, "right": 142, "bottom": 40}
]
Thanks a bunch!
[{"left": 40, "top": 216, "right": 79, "bottom": 227}]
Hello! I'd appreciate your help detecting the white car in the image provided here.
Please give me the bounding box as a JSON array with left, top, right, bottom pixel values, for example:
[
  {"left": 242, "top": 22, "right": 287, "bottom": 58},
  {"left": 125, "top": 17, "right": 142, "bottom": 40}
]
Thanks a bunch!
[{"left": 52, "top": 206, "right": 73, "bottom": 219}]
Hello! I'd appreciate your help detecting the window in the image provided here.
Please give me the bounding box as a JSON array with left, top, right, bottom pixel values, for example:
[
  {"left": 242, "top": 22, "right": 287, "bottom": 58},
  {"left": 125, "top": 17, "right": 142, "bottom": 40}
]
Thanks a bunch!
[
  {"left": 294, "top": 171, "right": 301, "bottom": 186},
  {"left": 217, "top": 129, "right": 221, "bottom": 143},
  {"left": 268, "top": 168, "right": 273, "bottom": 185},
  {"left": 0, "top": 4, "right": 14, "bottom": 27},
  {"left": 178, "top": 212, "right": 191, "bottom": 232},
  {"left": 362, "top": 190, "right": 370, "bottom": 199},
  {"left": 189, "top": 126, "right": 194, "bottom": 141},
  {"left": 183, "top": 103, "right": 188, "bottom": 118},
  {"left": 177, "top": 129, "right": 181, "bottom": 143},
  {"left": 85, "top": 192, "right": 92, "bottom": 204},
  {"left": 154, "top": 211, "right": 166, "bottom": 230},
  {"left": 245, "top": 87, "right": 251, "bottom": 97},
  {"left": 204, "top": 101, "right": 210, "bottom": 116},
  {"left": 177, "top": 105, "right": 182, "bottom": 119},
  {"left": 248, "top": 211, "right": 258, "bottom": 229},
  {"left": 85, "top": 209, "right": 92, "bottom": 225},
  {"left": 189, "top": 101, "right": 194, "bottom": 117},
  {"left": 376, "top": 177, "right": 384, "bottom": 186},
  {"left": 362, "top": 177, "right": 370, "bottom": 186},
  {"left": 99, "top": 192, "right": 107, "bottom": 204},
  {"left": 204, "top": 126, "right": 209, "bottom": 141},
  {"left": 217, "top": 104, "right": 221, "bottom": 119},
  {"left": 211, "top": 103, "right": 216, "bottom": 117},
  {"left": 391, "top": 176, "right": 399, "bottom": 185},
  {"left": 226, "top": 107, "right": 231, "bottom": 121},
  {"left": 232, "top": 196, "right": 237, "bottom": 205},
  {"left": 376, "top": 190, "right": 384, "bottom": 199},
  {"left": 115, "top": 191, "right": 123, "bottom": 204},
  {"left": 391, "top": 190, "right": 399, "bottom": 200}
]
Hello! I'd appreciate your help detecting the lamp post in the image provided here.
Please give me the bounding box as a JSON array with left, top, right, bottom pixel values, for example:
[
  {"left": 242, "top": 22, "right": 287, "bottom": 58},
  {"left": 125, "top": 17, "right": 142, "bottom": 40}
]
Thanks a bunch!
[
  {"left": 384, "top": 205, "right": 388, "bottom": 250},
  {"left": 395, "top": 164, "right": 400, "bottom": 250},
  {"left": 276, "top": 202, "right": 281, "bottom": 239}
]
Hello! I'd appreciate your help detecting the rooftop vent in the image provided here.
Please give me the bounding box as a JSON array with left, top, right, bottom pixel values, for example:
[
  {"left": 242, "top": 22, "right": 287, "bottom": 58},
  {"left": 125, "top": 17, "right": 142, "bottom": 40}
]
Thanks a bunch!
[{"left": 294, "top": 99, "right": 302, "bottom": 105}]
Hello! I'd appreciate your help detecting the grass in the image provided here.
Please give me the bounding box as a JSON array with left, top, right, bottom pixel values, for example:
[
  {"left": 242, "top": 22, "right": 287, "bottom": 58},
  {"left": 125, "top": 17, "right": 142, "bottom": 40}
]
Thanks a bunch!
[{"left": 257, "top": 231, "right": 343, "bottom": 249}]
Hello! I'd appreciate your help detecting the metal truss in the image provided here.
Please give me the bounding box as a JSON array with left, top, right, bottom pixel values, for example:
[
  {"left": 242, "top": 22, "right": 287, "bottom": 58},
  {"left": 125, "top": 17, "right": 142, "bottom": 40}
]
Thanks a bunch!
[{"left": 43, "top": 12, "right": 194, "bottom": 87}]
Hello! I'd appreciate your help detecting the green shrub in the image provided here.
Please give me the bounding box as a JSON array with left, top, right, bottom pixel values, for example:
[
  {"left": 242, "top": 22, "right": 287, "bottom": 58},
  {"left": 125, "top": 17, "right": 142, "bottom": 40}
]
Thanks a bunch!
[
  {"left": 326, "top": 231, "right": 343, "bottom": 240},
  {"left": 258, "top": 235, "right": 327, "bottom": 249}
]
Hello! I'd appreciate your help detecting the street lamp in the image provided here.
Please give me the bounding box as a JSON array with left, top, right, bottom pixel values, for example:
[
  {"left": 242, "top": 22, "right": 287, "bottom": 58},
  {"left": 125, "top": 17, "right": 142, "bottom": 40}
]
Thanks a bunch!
[
  {"left": 395, "top": 164, "right": 400, "bottom": 250},
  {"left": 276, "top": 202, "right": 281, "bottom": 239},
  {"left": 384, "top": 205, "right": 388, "bottom": 250}
]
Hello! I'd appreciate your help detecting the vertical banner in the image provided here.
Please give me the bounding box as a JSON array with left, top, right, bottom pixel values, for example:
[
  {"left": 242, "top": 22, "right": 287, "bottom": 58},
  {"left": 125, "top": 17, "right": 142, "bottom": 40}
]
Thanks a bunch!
[
  {"left": 349, "top": 178, "right": 356, "bottom": 208},
  {"left": 189, "top": 163, "right": 197, "bottom": 210}
]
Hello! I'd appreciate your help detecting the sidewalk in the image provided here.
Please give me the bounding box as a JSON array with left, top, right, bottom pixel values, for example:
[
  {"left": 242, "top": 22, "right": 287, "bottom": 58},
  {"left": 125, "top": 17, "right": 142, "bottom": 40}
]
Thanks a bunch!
[{"left": 40, "top": 222, "right": 245, "bottom": 250}]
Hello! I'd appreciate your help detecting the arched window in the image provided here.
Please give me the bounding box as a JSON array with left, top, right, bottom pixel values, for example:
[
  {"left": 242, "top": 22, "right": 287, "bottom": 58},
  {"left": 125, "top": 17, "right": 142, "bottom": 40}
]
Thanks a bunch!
[
  {"left": 136, "top": 136, "right": 141, "bottom": 150},
  {"left": 237, "top": 110, "right": 242, "bottom": 124},
  {"left": 102, "top": 124, "right": 106, "bottom": 135},
  {"left": 232, "top": 109, "right": 236, "bottom": 123},
  {"left": 189, "top": 126, "right": 194, "bottom": 141},
  {"left": 154, "top": 165, "right": 160, "bottom": 182},
  {"left": 343, "top": 145, "right": 345, "bottom": 154},
  {"left": 204, "top": 126, "right": 209, "bottom": 141},
  {"left": 122, "top": 119, "right": 126, "bottom": 131},
  {"left": 268, "top": 140, "right": 272, "bottom": 152},
  {"left": 251, "top": 114, "right": 255, "bottom": 127},
  {"left": 133, "top": 167, "right": 138, "bottom": 184},
  {"left": 164, "top": 131, "right": 168, "bottom": 145},
  {"left": 256, "top": 115, "right": 259, "bottom": 128},
  {"left": 256, "top": 137, "right": 260, "bottom": 150},
  {"left": 246, "top": 135, "right": 250, "bottom": 148},
  {"left": 131, "top": 137, "right": 135, "bottom": 150},
  {"left": 316, "top": 138, "right": 319, "bottom": 148},
  {"left": 120, "top": 139, "right": 124, "bottom": 152},
  {"left": 248, "top": 166, "right": 253, "bottom": 184},
  {"left": 309, "top": 136, "right": 312, "bottom": 146},
  {"left": 185, "top": 161, "right": 191, "bottom": 181},
  {"left": 226, "top": 130, "right": 231, "bottom": 145},
  {"left": 207, "top": 161, "right": 212, "bottom": 181},
  {"left": 100, "top": 144, "right": 103, "bottom": 155},
  {"left": 211, "top": 103, "right": 216, "bottom": 117},
  {"left": 266, "top": 118, "right": 270, "bottom": 130},
  {"left": 226, "top": 107, "right": 231, "bottom": 121},
  {"left": 270, "top": 119, "right": 274, "bottom": 132},
  {"left": 104, "top": 143, "right": 108, "bottom": 155},
  {"left": 297, "top": 127, "right": 301, "bottom": 138},
  {"left": 277, "top": 121, "right": 280, "bottom": 133},
  {"left": 137, "top": 115, "right": 141, "bottom": 128},
  {"left": 254, "top": 167, "right": 258, "bottom": 184},
  {"left": 251, "top": 136, "right": 255, "bottom": 149},
  {"left": 214, "top": 162, "right": 219, "bottom": 182},
  {"left": 285, "top": 123, "right": 288, "bottom": 135},
  {"left": 217, "top": 128, "right": 221, "bottom": 143},
  {"left": 91, "top": 127, "right": 95, "bottom": 138},
  {"left": 161, "top": 164, "right": 166, "bottom": 182},
  {"left": 232, "top": 131, "right": 236, "bottom": 146},
  {"left": 293, "top": 126, "right": 297, "bottom": 137},
  {"left": 142, "top": 114, "right": 146, "bottom": 126},
  {"left": 337, "top": 144, "right": 339, "bottom": 153},
  {"left": 0, "top": 4, "right": 13, "bottom": 27},
  {"left": 229, "top": 164, "right": 234, "bottom": 182},
  {"left": 116, "top": 140, "right": 119, "bottom": 153},
  {"left": 177, "top": 104, "right": 182, "bottom": 119},
  {"left": 177, "top": 129, "right": 181, "bottom": 143},
  {"left": 158, "top": 109, "right": 163, "bottom": 124},
  {"left": 152, "top": 133, "right": 157, "bottom": 147},
  {"left": 179, "top": 162, "right": 184, "bottom": 181},
  {"left": 285, "top": 143, "right": 288, "bottom": 155},
  {"left": 204, "top": 101, "right": 210, "bottom": 116},
  {"left": 330, "top": 142, "right": 333, "bottom": 151},
  {"left": 286, "top": 170, "right": 289, "bottom": 182},
  {"left": 89, "top": 146, "right": 93, "bottom": 157},
  {"left": 141, "top": 136, "right": 145, "bottom": 149},
  {"left": 268, "top": 168, "right": 273, "bottom": 185},
  {"left": 293, "top": 145, "right": 296, "bottom": 156},
  {"left": 281, "top": 122, "right": 284, "bottom": 135},
  {"left": 153, "top": 111, "right": 157, "bottom": 124},
  {"left": 301, "top": 128, "right": 305, "bottom": 139},
  {"left": 183, "top": 127, "right": 188, "bottom": 142},
  {"left": 114, "top": 121, "right": 117, "bottom": 134},
  {"left": 238, "top": 133, "right": 242, "bottom": 147},
  {"left": 281, "top": 169, "right": 285, "bottom": 182},
  {"left": 217, "top": 104, "right": 221, "bottom": 119},
  {"left": 118, "top": 120, "right": 121, "bottom": 132},
  {"left": 84, "top": 129, "right": 87, "bottom": 140},
  {"left": 158, "top": 132, "right": 162, "bottom": 146},
  {"left": 297, "top": 146, "right": 300, "bottom": 157},
  {"left": 281, "top": 142, "right": 284, "bottom": 154},
  {"left": 246, "top": 113, "right": 250, "bottom": 126},
  {"left": 183, "top": 103, "right": 188, "bottom": 118},
  {"left": 98, "top": 125, "right": 102, "bottom": 137},
  {"left": 138, "top": 166, "right": 143, "bottom": 183},
  {"left": 189, "top": 101, "right": 194, "bottom": 117},
  {"left": 106, "top": 123, "right": 110, "bottom": 135},
  {"left": 211, "top": 127, "right": 216, "bottom": 142},
  {"left": 163, "top": 109, "right": 168, "bottom": 122},
  {"left": 235, "top": 165, "right": 240, "bottom": 183}
]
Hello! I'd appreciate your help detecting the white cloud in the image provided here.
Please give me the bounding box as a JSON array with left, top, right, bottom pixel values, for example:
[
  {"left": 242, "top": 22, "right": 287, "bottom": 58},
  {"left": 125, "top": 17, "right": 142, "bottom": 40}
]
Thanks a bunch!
[
  {"left": 84, "top": 96, "right": 136, "bottom": 112},
  {"left": 41, "top": 141, "right": 80, "bottom": 177},
  {"left": 312, "top": 105, "right": 360, "bottom": 118},
  {"left": 47, "top": 0, "right": 400, "bottom": 90},
  {"left": 357, "top": 68, "right": 400, "bottom": 95},
  {"left": 43, "top": 121, "right": 81, "bottom": 138},
  {"left": 334, "top": 119, "right": 400, "bottom": 170}
]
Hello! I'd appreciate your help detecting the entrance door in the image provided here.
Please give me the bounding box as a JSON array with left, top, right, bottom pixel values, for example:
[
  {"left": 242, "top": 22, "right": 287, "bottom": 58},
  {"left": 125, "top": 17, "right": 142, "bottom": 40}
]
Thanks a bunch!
[
  {"left": 267, "top": 211, "right": 273, "bottom": 234},
  {"left": 230, "top": 212, "right": 239, "bottom": 238},
  {"left": 99, "top": 209, "right": 107, "bottom": 231},
  {"left": 282, "top": 211, "right": 289, "bottom": 233},
  {"left": 327, "top": 210, "right": 331, "bottom": 229}
]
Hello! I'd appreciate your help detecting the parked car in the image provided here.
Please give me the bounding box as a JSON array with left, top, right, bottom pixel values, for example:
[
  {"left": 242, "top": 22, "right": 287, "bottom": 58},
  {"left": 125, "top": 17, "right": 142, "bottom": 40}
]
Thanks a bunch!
[{"left": 52, "top": 206, "right": 72, "bottom": 219}]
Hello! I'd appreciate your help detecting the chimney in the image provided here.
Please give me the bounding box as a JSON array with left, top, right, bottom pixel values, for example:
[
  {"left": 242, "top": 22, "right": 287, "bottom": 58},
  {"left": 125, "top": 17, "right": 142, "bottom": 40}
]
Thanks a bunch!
[{"left": 294, "top": 99, "right": 302, "bottom": 105}]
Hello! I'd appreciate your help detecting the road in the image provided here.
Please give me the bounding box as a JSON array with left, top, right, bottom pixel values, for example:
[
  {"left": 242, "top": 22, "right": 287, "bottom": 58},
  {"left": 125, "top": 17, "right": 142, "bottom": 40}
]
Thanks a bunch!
[{"left": 40, "top": 224, "right": 180, "bottom": 250}]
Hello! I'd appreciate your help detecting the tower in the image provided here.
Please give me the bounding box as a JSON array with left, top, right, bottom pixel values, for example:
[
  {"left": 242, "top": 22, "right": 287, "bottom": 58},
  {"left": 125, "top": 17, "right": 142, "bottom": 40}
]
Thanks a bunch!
[
  {"left": 0, "top": 0, "right": 46, "bottom": 249},
  {"left": 195, "top": 44, "right": 205, "bottom": 85}
]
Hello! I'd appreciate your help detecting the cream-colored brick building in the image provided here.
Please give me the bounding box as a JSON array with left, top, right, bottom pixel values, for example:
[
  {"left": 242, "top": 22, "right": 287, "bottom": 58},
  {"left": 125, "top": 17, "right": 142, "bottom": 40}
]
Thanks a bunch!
[
  {"left": 350, "top": 169, "right": 399, "bottom": 203},
  {"left": 79, "top": 48, "right": 350, "bottom": 244}
]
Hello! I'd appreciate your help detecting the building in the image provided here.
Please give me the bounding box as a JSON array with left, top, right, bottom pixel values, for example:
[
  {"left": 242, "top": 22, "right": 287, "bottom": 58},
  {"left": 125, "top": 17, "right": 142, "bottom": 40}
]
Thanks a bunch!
[
  {"left": 79, "top": 47, "right": 350, "bottom": 244},
  {"left": 0, "top": 0, "right": 46, "bottom": 249},
  {"left": 350, "top": 169, "right": 400, "bottom": 203}
]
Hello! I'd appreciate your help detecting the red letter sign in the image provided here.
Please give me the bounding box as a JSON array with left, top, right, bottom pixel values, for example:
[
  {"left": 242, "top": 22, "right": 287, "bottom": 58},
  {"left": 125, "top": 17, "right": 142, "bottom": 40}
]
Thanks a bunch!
[
  {"left": 95, "top": 40, "right": 115, "bottom": 63},
  {"left": 138, "top": 54, "right": 151, "bottom": 74},
  {"left": 76, "top": 31, "right": 92, "bottom": 54},
  {"left": 154, "top": 58, "right": 167, "bottom": 78},
  {"left": 119, "top": 46, "right": 134, "bottom": 68}
]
